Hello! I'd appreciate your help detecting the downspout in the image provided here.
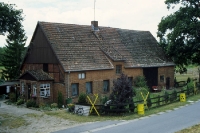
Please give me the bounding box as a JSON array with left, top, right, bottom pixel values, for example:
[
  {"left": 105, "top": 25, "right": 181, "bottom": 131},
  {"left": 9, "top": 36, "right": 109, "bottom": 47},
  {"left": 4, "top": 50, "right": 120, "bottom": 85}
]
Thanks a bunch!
[{"left": 67, "top": 71, "right": 70, "bottom": 98}]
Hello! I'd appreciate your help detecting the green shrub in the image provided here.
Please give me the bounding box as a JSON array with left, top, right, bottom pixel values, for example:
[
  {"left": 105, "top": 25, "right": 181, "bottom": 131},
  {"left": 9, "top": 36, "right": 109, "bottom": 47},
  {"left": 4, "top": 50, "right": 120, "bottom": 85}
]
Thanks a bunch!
[
  {"left": 67, "top": 103, "right": 75, "bottom": 112},
  {"left": 39, "top": 102, "right": 45, "bottom": 108},
  {"left": 66, "top": 98, "right": 72, "bottom": 104},
  {"left": 9, "top": 92, "right": 16, "bottom": 102},
  {"left": 51, "top": 103, "right": 58, "bottom": 108},
  {"left": 187, "top": 77, "right": 191, "bottom": 83},
  {"left": 134, "top": 87, "right": 149, "bottom": 101},
  {"left": 134, "top": 76, "right": 148, "bottom": 88},
  {"left": 164, "top": 91, "right": 169, "bottom": 103},
  {"left": 170, "top": 89, "right": 177, "bottom": 102},
  {"left": 78, "top": 93, "right": 88, "bottom": 104},
  {"left": 187, "top": 81, "right": 194, "bottom": 95},
  {"left": 100, "top": 96, "right": 108, "bottom": 104},
  {"left": 16, "top": 99, "right": 24, "bottom": 105},
  {"left": 110, "top": 73, "right": 134, "bottom": 104},
  {"left": 58, "top": 91, "right": 63, "bottom": 108},
  {"left": 157, "top": 95, "right": 161, "bottom": 106},
  {"left": 26, "top": 99, "right": 36, "bottom": 108},
  {"left": 147, "top": 95, "right": 152, "bottom": 108}
]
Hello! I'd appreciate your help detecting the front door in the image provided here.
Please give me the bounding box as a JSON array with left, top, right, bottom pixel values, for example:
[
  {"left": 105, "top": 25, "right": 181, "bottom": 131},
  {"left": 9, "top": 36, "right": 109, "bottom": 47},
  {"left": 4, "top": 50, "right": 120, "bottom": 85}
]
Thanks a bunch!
[
  {"left": 143, "top": 67, "right": 158, "bottom": 91},
  {"left": 28, "top": 84, "right": 31, "bottom": 99}
]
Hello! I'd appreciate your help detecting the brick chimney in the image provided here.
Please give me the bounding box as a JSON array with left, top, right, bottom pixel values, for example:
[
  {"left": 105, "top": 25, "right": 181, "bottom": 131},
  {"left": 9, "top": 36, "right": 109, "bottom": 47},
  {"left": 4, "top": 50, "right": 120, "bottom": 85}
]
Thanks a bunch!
[{"left": 91, "top": 21, "right": 98, "bottom": 31}]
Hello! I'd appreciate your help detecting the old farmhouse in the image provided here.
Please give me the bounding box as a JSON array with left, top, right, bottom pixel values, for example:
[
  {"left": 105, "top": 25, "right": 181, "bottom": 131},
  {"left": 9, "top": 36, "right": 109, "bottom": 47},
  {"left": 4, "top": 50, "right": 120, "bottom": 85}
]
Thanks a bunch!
[{"left": 19, "top": 21, "right": 175, "bottom": 104}]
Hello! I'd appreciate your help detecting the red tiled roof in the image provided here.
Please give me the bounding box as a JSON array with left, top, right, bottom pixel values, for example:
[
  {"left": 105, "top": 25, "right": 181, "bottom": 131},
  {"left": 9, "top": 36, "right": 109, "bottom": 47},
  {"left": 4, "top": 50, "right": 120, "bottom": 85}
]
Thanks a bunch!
[{"left": 39, "top": 21, "right": 174, "bottom": 71}]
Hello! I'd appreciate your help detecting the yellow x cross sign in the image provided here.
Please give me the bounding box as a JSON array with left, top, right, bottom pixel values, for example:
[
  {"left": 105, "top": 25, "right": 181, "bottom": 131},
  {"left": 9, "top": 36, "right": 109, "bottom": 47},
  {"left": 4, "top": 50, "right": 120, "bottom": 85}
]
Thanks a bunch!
[
  {"left": 141, "top": 92, "right": 149, "bottom": 110},
  {"left": 87, "top": 94, "right": 100, "bottom": 116}
]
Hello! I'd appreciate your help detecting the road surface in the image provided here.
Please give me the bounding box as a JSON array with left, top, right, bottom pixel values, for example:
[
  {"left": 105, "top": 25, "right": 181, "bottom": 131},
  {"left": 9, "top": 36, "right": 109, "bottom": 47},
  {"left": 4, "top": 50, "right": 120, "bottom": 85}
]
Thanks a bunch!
[{"left": 53, "top": 100, "right": 200, "bottom": 133}]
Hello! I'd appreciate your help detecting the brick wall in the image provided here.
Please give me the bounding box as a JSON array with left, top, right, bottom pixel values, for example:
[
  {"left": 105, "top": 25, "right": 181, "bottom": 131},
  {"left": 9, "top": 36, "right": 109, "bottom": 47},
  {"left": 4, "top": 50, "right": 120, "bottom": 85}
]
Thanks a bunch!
[
  {"left": 53, "top": 83, "right": 66, "bottom": 104},
  {"left": 21, "top": 63, "right": 175, "bottom": 104},
  {"left": 67, "top": 62, "right": 143, "bottom": 102},
  {"left": 158, "top": 66, "right": 174, "bottom": 88}
]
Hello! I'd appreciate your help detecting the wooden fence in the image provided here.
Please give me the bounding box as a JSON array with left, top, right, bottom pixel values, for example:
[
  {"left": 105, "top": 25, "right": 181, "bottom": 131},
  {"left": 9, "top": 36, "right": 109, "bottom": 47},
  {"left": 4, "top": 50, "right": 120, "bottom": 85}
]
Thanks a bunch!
[{"left": 92, "top": 84, "right": 200, "bottom": 115}]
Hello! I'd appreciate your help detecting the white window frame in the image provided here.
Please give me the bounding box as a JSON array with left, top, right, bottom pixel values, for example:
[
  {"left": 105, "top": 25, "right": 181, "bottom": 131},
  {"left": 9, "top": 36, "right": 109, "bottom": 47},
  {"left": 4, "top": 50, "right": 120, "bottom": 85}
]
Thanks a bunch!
[
  {"left": 78, "top": 73, "right": 85, "bottom": 79},
  {"left": 40, "top": 84, "right": 50, "bottom": 97}
]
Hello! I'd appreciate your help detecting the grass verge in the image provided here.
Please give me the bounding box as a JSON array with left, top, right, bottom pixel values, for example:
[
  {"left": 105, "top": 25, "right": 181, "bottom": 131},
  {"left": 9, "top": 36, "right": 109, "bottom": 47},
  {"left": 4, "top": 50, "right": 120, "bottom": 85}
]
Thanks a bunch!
[
  {"left": 176, "top": 123, "right": 200, "bottom": 133},
  {"left": 0, "top": 114, "right": 27, "bottom": 129},
  {"left": 45, "top": 94, "right": 200, "bottom": 123}
]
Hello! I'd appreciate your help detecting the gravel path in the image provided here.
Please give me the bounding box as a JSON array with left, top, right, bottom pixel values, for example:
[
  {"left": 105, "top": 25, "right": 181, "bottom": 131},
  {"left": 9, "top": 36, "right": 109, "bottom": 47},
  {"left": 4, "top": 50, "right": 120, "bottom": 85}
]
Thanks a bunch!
[{"left": 0, "top": 100, "right": 80, "bottom": 133}]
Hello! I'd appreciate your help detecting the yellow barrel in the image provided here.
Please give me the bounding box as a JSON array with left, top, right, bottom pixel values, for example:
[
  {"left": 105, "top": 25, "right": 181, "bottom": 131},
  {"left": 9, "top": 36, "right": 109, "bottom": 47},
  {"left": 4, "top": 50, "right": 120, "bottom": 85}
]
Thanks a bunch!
[
  {"left": 180, "top": 93, "right": 186, "bottom": 102},
  {"left": 137, "top": 104, "right": 144, "bottom": 115}
]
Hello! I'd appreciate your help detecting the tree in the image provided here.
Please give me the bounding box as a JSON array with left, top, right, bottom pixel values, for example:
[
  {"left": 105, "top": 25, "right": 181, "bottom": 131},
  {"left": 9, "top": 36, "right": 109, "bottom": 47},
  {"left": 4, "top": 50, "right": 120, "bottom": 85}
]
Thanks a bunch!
[
  {"left": 0, "top": 2, "right": 27, "bottom": 80},
  {"left": 0, "top": 2, "right": 24, "bottom": 35},
  {"left": 1, "top": 30, "right": 26, "bottom": 80},
  {"left": 0, "top": 47, "right": 6, "bottom": 65},
  {"left": 157, "top": 0, "right": 200, "bottom": 73},
  {"left": 109, "top": 73, "right": 134, "bottom": 104}
]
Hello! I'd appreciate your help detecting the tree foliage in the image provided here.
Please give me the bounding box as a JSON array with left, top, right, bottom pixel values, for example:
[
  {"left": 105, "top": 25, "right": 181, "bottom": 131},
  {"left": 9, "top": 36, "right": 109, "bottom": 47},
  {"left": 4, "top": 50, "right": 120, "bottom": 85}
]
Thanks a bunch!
[
  {"left": 0, "top": 2, "right": 24, "bottom": 35},
  {"left": 110, "top": 73, "right": 134, "bottom": 104},
  {"left": 0, "top": 47, "right": 6, "bottom": 65},
  {"left": 157, "top": 0, "right": 200, "bottom": 73},
  {"left": 0, "top": 2, "right": 27, "bottom": 80}
]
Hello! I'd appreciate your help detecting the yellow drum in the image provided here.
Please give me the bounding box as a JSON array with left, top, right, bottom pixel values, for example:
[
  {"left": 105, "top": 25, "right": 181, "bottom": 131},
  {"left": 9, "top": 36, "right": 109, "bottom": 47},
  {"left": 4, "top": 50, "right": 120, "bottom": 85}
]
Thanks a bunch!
[
  {"left": 180, "top": 93, "right": 186, "bottom": 102},
  {"left": 137, "top": 104, "right": 144, "bottom": 115}
]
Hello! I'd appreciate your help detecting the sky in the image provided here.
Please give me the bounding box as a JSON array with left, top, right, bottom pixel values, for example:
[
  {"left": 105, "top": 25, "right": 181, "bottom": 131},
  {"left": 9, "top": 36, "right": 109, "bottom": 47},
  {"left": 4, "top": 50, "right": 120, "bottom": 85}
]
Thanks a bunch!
[{"left": 0, "top": 0, "right": 178, "bottom": 47}]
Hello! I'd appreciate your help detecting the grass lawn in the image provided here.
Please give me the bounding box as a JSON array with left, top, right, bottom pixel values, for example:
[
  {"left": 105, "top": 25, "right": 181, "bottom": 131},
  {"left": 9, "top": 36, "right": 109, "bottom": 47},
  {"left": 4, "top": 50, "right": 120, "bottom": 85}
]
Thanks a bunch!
[
  {"left": 175, "top": 66, "right": 199, "bottom": 82},
  {"left": 176, "top": 124, "right": 200, "bottom": 133}
]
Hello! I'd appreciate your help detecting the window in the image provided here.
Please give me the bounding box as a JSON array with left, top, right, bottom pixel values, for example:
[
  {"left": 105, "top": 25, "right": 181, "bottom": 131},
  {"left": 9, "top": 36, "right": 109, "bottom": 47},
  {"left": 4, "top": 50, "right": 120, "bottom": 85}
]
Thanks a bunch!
[
  {"left": 32, "top": 84, "right": 37, "bottom": 97},
  {"left": 160, "top": 75, "right": 165, "bottom": 82},
  {"left": 6, "top": 86, "right": 11, "bottom": 93},
  {"left": 71, "top": 83, "right": 79, "bottom": 96},
  {"left": 103, "top": 80, "right": 109, "bottom": 92},
  {"left": 43, "top": 63, "right": 48, "bottom": 72},
  {"left": 78, "top": 73, "right": 85, "bottom": 79},
  {"left": 116, "top": 65, "right": 122, "bottom": 74},
  {"left": 86, "top": 82, "right": 92, "bottom": 94},
  {"left": 21, "top": 82, "right": 25, "bottom": 93},
  {"left": 40, "top": 83, "right": 50, "bottom": 97}
]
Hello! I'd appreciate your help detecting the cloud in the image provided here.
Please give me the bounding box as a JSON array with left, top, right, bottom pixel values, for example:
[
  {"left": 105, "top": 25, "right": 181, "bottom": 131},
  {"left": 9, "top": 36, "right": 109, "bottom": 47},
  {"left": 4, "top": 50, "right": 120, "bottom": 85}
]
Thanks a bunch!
[{"left": 0, "top": 0, "right": 176, "bottom": 47}]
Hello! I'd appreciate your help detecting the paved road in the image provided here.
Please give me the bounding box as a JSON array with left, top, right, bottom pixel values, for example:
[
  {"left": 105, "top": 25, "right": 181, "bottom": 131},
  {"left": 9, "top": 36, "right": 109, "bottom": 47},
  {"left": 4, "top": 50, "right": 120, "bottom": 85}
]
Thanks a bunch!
[{"left": 53, "top": 100, "right": 200, "bottom": 133}]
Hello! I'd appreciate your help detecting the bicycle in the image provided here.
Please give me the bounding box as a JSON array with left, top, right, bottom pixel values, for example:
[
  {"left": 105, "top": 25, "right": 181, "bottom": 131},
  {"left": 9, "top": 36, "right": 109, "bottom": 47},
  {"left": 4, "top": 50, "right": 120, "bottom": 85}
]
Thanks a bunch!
[{"left": 74, "top": 106, "right": 84, "bottom": 115}]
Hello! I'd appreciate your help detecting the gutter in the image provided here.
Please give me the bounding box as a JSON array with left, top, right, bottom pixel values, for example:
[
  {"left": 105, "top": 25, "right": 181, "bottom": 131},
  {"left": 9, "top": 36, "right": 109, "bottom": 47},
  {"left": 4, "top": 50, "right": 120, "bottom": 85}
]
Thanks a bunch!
[{"left": 64, "top": 67, "right": 113, "bottom": 73}]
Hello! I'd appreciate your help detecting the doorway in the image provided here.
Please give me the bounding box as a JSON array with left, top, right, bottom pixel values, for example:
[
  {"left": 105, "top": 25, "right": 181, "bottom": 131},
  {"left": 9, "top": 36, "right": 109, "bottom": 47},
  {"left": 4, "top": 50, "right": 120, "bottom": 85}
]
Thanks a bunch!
[
  {"left": 143, "top": 67, "right": 158, "bottom": 91},
  {"left": 28, "top": 84, "right": 31, "bottom": 99}
]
